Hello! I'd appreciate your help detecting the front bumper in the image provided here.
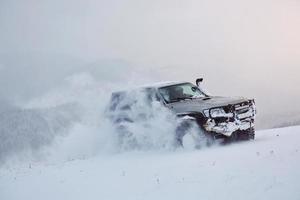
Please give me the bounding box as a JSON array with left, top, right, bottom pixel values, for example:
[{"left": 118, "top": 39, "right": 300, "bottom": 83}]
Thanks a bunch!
[
  {"left": 204, "top": 119, "right": 254, "bottom": 136},
  {"left": 203, "top": 100, "right": 256, "bottom": 137}
]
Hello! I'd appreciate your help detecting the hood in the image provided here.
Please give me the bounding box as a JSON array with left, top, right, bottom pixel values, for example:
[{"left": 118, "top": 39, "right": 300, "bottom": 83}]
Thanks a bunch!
[{"left": 167, "top": 96, "right": 249, "bottom": 114}]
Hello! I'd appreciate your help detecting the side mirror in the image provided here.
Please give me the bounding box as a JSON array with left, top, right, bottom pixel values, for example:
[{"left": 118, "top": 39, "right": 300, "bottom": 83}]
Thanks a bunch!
[
  {"left": 196, "top": 78, "right": 203, "bottom": 87},
  {"left": 191, "top": 86, "right": 198, "bottom": 92}
]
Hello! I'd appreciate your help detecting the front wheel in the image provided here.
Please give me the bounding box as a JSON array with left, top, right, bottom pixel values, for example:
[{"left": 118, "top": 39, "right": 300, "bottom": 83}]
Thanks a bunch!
[
  {"left": 239, "top": 127, "right": 255, "bottom": 140},
  {"left": 224, "top": 127, "right": 255, "bottom": 143},
  {"left": 175, "top": 120, "right": 212, "bottom": 149}
]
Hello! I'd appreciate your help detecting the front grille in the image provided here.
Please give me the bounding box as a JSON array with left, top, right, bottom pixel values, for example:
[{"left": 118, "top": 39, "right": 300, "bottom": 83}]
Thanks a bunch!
[
  {"left": 208, "top": 101, "right": 254, "bottom": 122},
  {"left": 234, "top": 102, "right": 253, "bottom": 120}
]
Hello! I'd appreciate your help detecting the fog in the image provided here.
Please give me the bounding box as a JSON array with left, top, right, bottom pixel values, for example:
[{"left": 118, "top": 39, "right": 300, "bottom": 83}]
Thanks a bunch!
[{"left": 0, "top": 0, "right": 300, "bottom": 126}]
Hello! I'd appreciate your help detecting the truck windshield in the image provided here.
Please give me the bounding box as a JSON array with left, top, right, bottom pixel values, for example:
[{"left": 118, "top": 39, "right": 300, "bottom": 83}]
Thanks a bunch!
[{"left": 159, "top": 83, "right": 206, "bottom": 103}]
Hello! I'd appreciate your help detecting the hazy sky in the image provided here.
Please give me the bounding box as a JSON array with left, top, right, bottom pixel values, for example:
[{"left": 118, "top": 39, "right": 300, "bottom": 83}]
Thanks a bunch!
[{"left": 0, "top": 0, "right": 300, "bottom": 119}]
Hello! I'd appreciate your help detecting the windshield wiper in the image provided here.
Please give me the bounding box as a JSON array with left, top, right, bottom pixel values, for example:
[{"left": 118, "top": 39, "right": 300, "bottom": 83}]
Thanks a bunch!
[
  {"left": 169, "top": 97, "right": 193, "bottom": 103},
  {"left": 202, "top": 97, "right": 211, "bottom": 100}
]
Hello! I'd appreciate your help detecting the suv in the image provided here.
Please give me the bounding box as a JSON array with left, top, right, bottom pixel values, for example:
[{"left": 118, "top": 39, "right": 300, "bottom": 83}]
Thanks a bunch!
[{"left": 107, "top": 79, "right": 256, "bottom": 146}]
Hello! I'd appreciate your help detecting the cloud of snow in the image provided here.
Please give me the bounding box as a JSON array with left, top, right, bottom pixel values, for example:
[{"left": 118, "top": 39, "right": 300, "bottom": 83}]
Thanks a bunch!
[{"left": 0, "top": 71, "right": 211, "bottom": 166}]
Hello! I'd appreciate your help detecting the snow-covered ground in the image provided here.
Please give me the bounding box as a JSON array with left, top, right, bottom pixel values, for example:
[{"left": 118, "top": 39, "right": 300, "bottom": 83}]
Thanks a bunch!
[{"left": 1, "top": 126, "right": 299, "bottom": 200}]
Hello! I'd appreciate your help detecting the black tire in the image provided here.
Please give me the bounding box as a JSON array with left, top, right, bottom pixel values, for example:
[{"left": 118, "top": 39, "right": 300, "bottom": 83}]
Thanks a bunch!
[
  {"left": 238, "top": 127, "right": 255, "bottom": 140},
  {"left": 175, "top": 120, "right": 193, "bottom": 147},
  {"left": 224, "top": 127, "right": 255, "bottom": 144},
  {"left": 175, "top": 120, "right": 210, "bottom": 148},
  {"left": 223, "top": 131, "right": 239, "bottom": 144}
]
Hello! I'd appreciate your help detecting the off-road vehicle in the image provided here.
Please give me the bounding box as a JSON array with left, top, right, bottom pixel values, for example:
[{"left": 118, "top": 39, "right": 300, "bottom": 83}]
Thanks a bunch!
[{"left": 107, "top": 79, "right": 256, "bottom": 146}]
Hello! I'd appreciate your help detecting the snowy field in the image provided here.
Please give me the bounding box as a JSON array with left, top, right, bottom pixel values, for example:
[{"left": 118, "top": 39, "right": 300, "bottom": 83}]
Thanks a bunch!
[
  {"left": 1, "top": 126, "right": 299, "bottom": 200},
  {"left": 1, "top": 0, "right": 300, "bottom": 199}
]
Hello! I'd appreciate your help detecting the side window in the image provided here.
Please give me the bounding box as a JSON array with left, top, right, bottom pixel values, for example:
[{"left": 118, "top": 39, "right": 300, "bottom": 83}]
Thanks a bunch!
[{"left": 144, "top": 88, "right": 161, "bottom": 102}]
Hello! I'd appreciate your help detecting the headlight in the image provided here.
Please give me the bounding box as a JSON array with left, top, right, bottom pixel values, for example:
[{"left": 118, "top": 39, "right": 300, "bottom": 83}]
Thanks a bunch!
[
  {"left": 210, "top": 108, "right": 226, "bottom": 118},
  {"left": 249, "top": 99, "right": 256, "bottom": 115},
  {"left": 203, "top": 109, "right": 210, "bottom": 117}
]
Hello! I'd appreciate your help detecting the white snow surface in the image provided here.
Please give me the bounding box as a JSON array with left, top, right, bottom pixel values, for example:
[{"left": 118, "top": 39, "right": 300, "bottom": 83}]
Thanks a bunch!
[{"left": 1, "top": 126, "right": 300, "bottom": 200}]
